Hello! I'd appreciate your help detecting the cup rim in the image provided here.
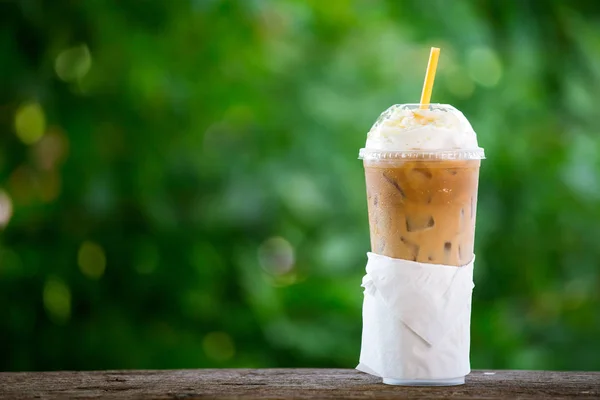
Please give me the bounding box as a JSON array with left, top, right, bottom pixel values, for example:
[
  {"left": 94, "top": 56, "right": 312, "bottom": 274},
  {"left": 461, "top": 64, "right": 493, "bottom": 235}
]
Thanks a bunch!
[{"left": 358, "top": 148, "right": 486, "bottom": 161}]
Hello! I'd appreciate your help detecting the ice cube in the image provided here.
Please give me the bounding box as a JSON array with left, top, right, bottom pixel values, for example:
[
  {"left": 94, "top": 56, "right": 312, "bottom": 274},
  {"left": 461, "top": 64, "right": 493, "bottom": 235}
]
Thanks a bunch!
[
  {"left": 400, "top": 236, "right": 420, "bottom": 261},
  {"left": 412, "top": 168, "right": 432, "bottom": 179},
  {"left": 383, "top": 173, "right": 405, "bottom": 199},
  {"left": 406, "top": 215, "right": 435, "bottom": 232},
  {"left": 444, "top": 241, "right": 452, "bottom": 257}
]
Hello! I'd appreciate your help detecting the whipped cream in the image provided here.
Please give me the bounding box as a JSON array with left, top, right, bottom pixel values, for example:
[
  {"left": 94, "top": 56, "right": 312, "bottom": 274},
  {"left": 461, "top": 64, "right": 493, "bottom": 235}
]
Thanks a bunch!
[{"left": 365, "top": 104, "right": 480, "bottom": 151}]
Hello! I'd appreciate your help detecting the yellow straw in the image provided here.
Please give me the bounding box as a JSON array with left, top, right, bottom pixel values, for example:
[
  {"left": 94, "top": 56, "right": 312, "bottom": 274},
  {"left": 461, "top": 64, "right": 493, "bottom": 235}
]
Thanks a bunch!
[{"left": 419, "top": 47, "right": 441, "bottom": 109}]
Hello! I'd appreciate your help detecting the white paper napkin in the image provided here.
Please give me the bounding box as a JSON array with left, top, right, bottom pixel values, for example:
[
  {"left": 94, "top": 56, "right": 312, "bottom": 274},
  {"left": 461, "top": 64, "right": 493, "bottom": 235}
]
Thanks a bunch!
[{"left": 356, "top": 252, "right": 475, "bottom": 382}]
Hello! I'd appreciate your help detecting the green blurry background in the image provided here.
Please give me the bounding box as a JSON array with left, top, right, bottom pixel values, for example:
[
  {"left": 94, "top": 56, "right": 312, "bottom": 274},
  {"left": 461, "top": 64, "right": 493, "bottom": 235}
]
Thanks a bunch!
[{"left": 1, "top": 0, "right": 600, "bottom": 372}]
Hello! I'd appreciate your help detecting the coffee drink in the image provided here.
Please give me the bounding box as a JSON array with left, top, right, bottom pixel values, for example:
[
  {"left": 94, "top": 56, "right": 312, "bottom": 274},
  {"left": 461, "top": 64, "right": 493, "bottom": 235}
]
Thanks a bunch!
[{"left": 364, "top": 158, "right": 480, "bottom": 266}]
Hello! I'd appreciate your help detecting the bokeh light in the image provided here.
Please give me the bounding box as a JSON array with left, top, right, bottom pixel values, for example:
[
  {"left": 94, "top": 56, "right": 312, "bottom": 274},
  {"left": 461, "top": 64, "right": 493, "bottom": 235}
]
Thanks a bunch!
[
  {"left": 7, "top": 166, "right": 61, "bottom": 205},
  {"left": 38, "top": 171, "right": 61, "bottom": 203},
  {"left": 54, "top": 44, "right": 92, "bottom": 82},
  {"left": 43, "top": 277, "right": 71, "bottom": 325},
  {"left": 0, "top": 190, "right": 13, "bottom": 229},
  {"left": 8, "top": 166, "right": 38, "bottom": 205},
  {"left": 31, "top": 128, "right": 69, "bottom": 171},
  {"left": 444, "top": 67, "right": 475, "bottom": 99},
  {"left": 77, "top": 241, "right": 107, "bottom": 280},
  {"left": 258, "top": 237, "right": 295, "bottom": 276},
  {"left": 467, "top": 47, "right": 503, "bottom": 88},
  {"left": 14, "top": 103, "right": 46, "bottom": 145}
]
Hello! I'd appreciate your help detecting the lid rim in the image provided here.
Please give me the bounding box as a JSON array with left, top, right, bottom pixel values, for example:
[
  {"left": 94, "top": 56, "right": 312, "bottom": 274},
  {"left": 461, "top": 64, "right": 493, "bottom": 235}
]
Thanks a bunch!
[{"left": 358, "top": 148, "right": 486, "bottom": 160}]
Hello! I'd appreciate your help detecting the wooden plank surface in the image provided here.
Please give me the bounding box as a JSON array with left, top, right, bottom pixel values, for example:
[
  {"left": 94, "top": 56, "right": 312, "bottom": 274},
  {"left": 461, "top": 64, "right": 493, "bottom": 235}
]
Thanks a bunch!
[{"left": 1, "top": 369, "right": 599, "bottom": 399}]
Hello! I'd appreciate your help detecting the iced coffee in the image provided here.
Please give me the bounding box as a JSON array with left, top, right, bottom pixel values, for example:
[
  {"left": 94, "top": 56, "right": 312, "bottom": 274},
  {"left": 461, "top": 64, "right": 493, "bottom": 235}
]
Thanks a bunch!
[
  {"left": 357, "top": 48, "right": 485, "bottom": 387},
  {"left": 360, "top": 104, "right": 484, "bottom": 267}
]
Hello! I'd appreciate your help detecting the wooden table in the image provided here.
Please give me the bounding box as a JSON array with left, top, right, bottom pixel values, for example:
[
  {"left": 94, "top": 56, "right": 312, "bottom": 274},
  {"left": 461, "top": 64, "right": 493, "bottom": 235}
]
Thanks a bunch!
[{"left": 1, "top": 369, "right": 599, "bottom": 399}]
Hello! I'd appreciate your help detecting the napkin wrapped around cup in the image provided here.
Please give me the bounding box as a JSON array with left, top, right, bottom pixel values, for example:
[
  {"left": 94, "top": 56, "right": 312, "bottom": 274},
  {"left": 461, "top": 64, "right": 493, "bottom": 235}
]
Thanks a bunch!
[{"left": 356, "top": 252, "right": 475, "bottom": 382}]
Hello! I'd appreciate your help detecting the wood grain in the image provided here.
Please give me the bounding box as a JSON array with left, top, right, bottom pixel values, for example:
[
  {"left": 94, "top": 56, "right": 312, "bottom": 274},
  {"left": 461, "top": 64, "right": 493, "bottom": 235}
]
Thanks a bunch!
[{"left": 1, "top": 369, "right": 599, "bottom": 399}]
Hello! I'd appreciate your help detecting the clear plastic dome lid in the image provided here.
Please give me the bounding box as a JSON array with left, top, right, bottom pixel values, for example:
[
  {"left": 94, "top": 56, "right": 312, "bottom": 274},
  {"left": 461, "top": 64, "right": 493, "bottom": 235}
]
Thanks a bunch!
[{"left": 360, "top": 104, "right": 485, "bottom": 160}]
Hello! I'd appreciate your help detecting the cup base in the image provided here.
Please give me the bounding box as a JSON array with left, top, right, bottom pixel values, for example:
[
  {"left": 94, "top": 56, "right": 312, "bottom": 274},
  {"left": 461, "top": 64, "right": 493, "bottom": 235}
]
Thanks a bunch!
[{"left": 383, "top": 376, "right": 465, "bottom": 386}]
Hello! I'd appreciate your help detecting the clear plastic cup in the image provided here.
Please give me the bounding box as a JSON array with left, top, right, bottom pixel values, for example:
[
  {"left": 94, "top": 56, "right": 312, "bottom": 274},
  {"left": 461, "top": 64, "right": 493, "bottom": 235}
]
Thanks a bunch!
[{"left": 360, "top": 147, "right": 484, "bottom": 266}]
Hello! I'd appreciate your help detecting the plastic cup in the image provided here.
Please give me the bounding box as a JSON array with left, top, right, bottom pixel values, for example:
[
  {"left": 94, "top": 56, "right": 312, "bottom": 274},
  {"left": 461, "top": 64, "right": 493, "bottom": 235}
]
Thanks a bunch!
[{"left": 360, "top": 148, "right": 483, "bottom": 267}]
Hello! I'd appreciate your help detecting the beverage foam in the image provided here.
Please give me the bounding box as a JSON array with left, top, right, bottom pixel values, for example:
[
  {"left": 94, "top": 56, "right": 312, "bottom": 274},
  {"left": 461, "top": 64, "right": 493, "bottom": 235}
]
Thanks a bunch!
[{"left": 365, "top": 104, "right": 480, "bottom": 151}]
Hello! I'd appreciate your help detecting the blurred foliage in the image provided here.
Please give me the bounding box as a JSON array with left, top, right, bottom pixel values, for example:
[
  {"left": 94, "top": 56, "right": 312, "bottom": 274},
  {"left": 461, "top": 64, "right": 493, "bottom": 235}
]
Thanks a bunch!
[{"left": 1, "top": 0, "right": 600, "bottom": 372}]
